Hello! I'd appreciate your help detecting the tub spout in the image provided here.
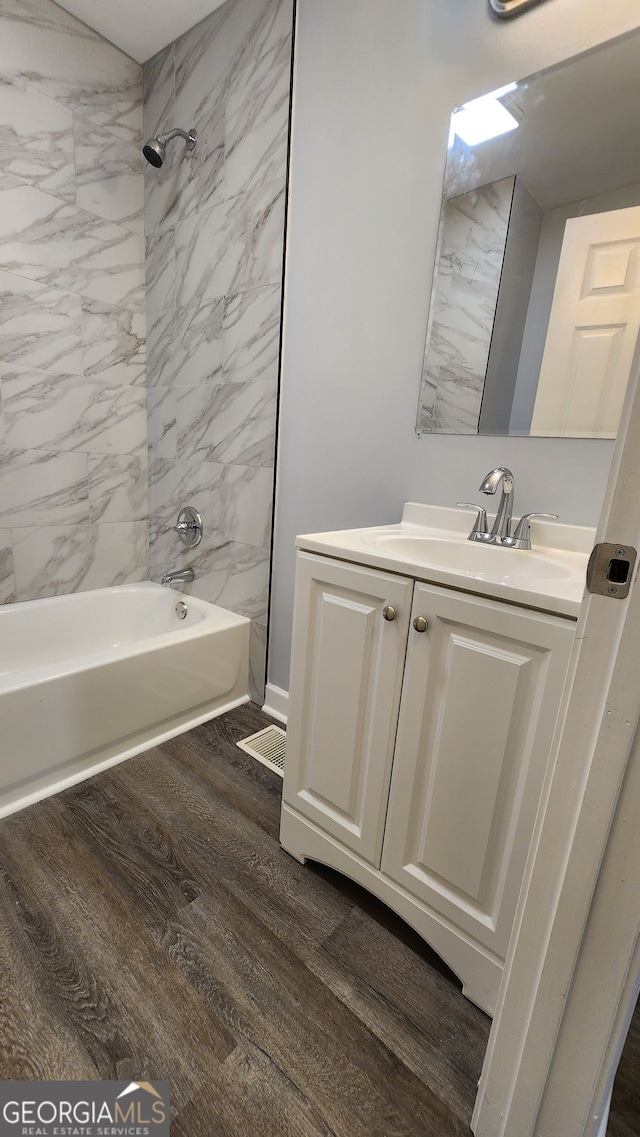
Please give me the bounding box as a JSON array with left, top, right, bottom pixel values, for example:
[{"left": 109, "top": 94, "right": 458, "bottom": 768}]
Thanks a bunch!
[{"left": 161, "top": 567, "right": 195, "bottom": 589}]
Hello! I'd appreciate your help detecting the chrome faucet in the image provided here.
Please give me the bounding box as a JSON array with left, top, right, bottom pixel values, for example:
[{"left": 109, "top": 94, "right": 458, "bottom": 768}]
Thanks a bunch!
[
  {"left": 479, "top": 466, "right": 515, "bottom": 543},
  {"left": 160, "top": 567, "right": 194, "bottom": 589},
  {"left": 458, "top": 467, "right": 558, "bottom": 548}
]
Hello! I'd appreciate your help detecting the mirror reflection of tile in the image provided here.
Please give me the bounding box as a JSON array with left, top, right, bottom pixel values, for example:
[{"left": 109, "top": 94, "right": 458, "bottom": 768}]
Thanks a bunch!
[{"left": 420, "top": 177, "right": 514, "bottom": 434}]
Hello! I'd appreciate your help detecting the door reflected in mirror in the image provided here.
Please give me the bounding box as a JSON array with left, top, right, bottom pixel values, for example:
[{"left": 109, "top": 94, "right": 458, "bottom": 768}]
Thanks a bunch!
[{"left": 417, "top": 30, "right": 640, "bottom": 438}]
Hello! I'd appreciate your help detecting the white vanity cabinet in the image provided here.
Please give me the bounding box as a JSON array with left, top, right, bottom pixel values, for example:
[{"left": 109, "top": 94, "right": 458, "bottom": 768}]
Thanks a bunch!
[
  {"left": 380, "top": 580, "right": 574, "bottom": 963},
  {"left": 281, "top": 553, "right": 412, "bottom": 864},
  {"left": 280, "top": 551, "right": 577, "bottom": 1014}
]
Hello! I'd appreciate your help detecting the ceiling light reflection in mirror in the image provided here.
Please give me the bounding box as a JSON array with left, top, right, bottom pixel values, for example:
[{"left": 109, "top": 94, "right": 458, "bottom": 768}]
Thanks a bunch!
[{"left": 449, "top": 84, "right": 520, "bottom": 148}]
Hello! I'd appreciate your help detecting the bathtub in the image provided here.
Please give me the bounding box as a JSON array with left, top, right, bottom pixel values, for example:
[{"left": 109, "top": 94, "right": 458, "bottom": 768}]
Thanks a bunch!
[{"left": 0, "top": 581, "right": 250, "bottom": 818}]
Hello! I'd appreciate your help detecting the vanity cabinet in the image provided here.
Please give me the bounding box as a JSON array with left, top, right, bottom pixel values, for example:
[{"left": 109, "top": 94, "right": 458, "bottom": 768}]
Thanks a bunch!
[
  {"left": 281, "top": 554, "right": 411, "bottom": 864},
  {"left": 281, "top": 552, "right": 576, "bottom": 1013},
  {"left": 381, "top": 580, "right": 573, "bottom": 962}
]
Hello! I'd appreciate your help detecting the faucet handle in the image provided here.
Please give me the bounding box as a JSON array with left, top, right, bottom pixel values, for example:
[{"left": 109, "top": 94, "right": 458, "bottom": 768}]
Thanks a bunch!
[
  {"left": 457, "top": 502, "right": 489, "bottom": 541},
  {"left": 511, "top": 513, "right": 558, "bottom": 550},
  {"left": 171, "top": 506, "right": 203, "bottom": 548}
]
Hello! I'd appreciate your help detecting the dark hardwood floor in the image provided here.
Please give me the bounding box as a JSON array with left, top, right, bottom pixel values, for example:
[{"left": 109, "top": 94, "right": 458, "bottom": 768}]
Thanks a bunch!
[
  {"left": 0, "top": 704, "right": 488, "bottom": 1135},
  {"left": 610, "top": 996, "right": 640, "bottom": 1137},
  {"left": 0, "top": 702, "right": 636, "bottom": 1135}
]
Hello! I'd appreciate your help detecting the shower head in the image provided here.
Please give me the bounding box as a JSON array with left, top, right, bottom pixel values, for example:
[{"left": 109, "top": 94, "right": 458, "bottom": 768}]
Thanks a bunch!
[
  {"left": 142, "top": 127, "right": 197, "bottom": 168},
  {"left": 142, "top": 138, "right": 165, "bottom": 167}
]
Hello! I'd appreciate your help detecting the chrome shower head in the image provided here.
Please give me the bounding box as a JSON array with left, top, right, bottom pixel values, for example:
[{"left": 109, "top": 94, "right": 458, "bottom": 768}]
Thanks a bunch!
[
  {"left": 142, "top": 127, "right": 197, "bottom": 168},
  {"left": 143, "top": 137, "right": 165, "bottom": 167}
]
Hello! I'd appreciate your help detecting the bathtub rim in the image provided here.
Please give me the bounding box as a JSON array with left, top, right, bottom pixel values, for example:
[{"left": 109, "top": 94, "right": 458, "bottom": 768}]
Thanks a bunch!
[
  {"left": 0, "top": 580, "right": 251, "bottom": 694},
  {"left": 3, "top": 578, "right": 216, "bottom": 613}
]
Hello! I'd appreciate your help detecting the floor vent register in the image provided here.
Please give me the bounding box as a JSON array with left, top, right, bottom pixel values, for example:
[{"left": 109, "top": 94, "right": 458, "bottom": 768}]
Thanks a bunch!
[{"left": 237, "top": 724, "right": 286, "bottom": 777}]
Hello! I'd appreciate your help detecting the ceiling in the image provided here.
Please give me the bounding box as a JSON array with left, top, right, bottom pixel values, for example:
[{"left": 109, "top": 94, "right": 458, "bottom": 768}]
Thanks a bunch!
[{"left": 54, "top": 0, "right": 229, "bottom": 63}]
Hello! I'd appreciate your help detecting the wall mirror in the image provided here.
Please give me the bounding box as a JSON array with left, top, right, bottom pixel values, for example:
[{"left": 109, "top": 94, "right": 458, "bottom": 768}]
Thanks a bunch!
[{"left": 417, "top": 29, "right": 640, "bottom": 438}]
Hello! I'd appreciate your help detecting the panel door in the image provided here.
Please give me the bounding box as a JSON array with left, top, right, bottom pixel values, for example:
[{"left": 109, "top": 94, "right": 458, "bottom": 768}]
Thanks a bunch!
[
  {"left": 282, "top": 552, "right": 412, "bottom": 865},
  {"left": 531, "top": 205, "right": 640, "bottom": 438},
  {"left": 381, "top": 582, "right": 575, "bottom": 958}
]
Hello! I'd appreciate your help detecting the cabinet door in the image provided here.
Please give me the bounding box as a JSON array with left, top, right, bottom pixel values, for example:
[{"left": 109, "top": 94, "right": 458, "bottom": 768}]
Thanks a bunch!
[
  {"left": 381, "top": 582, "right": 575, "bottom": 958},
  {"left": 283, "top": 553, "right": 411, "bottom": 865}
]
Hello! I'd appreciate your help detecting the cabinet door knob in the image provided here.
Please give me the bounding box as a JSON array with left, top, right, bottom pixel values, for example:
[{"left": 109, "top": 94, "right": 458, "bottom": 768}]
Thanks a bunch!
[
  {"left": 413, "top": 616, "right": 428, "bottom": 633},
  {"left": 382, "top": 605, "right": 396, "bottom": 621}
]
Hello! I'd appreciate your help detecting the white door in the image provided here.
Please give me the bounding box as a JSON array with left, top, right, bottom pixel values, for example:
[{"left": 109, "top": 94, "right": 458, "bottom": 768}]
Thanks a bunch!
[
  {"left": 381, "top": 582, "right": 575, "bottom": 959},
  {"left": 282, "top": 552, "right": 412, "bottom": 865},
  {"left": 473, "top": 338, "right": 640, "bottom": 1135},
  {"left": 531, "top": 205, "right": 640, "bottom": 438}
]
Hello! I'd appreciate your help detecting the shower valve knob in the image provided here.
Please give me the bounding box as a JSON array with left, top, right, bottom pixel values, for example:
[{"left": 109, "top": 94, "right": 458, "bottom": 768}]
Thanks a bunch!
[{"left": 172, "top": 506, "right": 203, "bottom": 548}]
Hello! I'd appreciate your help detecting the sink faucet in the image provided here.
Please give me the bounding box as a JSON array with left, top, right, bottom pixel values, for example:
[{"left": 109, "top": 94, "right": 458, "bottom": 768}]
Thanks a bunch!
[
  {"left": 458, "top": 467, "right": 559, "bottom": 548},
  {"left": 479, "top": 467, "right": 515, "bottom": 543},
  {"left": 160, "top": 567, "right": 194, "bottom": 589}
]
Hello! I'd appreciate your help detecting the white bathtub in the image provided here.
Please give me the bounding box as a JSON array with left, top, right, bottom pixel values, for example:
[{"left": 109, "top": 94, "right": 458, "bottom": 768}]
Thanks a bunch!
[{"left": 0, "top": 581, "right": 250, "bottom": 818}]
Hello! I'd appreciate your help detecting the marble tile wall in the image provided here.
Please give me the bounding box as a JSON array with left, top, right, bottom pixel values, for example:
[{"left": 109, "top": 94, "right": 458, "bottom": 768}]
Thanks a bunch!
[
  {"left": 0, "top": 0, "right": 147, "bottom": 603},
  {"left": 419, "top": 176, "right": 515, "bottom": 434},
  {"left": 144, "top": 0, "right": 292, "bottom": 700}
]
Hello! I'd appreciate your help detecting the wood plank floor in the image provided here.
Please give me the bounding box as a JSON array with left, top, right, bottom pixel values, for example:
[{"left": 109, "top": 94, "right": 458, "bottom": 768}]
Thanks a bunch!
[
  {"left": 0, "top": 702, "right": 636, "bottom": 1135},
  {"left": 610, "top": 996, "right": 640, "bottom": 1137}
]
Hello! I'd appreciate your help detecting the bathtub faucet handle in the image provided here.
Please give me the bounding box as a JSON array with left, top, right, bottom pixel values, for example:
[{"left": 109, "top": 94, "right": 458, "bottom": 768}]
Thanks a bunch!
[{"left": 172, "top": 505, "right": 203, "bottom": 548}]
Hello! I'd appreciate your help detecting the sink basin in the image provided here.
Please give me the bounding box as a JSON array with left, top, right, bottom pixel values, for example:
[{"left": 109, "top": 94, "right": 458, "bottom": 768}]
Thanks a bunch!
[
  {"left": 363, "top": 532, "right": 572, "bottom": 583},
  {"left": 295, "top": 503, "right": 595, "bottom": 619}
]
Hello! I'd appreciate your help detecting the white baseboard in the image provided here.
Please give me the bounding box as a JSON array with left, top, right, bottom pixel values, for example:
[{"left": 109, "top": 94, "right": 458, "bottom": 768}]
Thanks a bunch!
[{"left": 263, "top": 682, "right": 289, "bottom": 724}]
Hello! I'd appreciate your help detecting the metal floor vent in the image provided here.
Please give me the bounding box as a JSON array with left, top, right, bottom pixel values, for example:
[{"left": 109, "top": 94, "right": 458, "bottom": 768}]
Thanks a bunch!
[{"left": 237, "top": 724, "right": 286, "bottom": 777}]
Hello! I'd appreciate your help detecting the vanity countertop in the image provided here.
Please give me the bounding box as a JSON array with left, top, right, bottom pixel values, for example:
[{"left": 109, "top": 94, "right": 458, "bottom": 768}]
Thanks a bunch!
[{"left": 296, "top": 503, "right": 595, "bottom": 619}]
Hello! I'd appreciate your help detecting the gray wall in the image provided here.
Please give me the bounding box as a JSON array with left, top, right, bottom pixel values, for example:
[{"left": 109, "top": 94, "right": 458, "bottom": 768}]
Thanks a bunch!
[
  {"left": 481, "top": 179, "right": 543, "bottom": 434},
  {"left": 0, "top": 0, "right": 146, "bottom": 603},
  {"left": 269, "top": 0, "right": 640, "bottom": 695},
  {"left": 143, "top": 0, "right": 292, "bottom": 700}
]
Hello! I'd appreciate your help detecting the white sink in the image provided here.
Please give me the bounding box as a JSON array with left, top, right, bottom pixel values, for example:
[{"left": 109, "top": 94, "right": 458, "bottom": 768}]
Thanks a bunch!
[
  {"left": 363, "top": 532, "right": 572, "bottom": 583},
  {"left": 296, "top": 503, "right": 595, "bottom": 618}
]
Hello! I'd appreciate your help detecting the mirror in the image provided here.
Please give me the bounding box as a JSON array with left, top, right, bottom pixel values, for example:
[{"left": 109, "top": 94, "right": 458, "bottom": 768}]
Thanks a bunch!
[{"left": 417, "top": 30, "right": 640, "bottom": 438}]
